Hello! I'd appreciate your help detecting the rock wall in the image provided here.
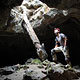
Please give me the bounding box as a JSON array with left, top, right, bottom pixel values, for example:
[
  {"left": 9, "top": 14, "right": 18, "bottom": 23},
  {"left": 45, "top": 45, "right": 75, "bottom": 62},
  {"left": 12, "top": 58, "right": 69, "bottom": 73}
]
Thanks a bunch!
[
  {"left": 0, "top": 0, "right": 23, "bottom": 30},
  {"left": 0, "top": 0, "right": 80, "bottom": 32}
]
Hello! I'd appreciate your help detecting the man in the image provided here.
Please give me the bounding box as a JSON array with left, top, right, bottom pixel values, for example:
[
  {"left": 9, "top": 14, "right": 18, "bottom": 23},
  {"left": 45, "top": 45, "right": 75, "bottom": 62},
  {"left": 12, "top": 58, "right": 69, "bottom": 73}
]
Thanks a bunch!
[{"left": 51, "top": 28, "right": 71, "bottom": 67}]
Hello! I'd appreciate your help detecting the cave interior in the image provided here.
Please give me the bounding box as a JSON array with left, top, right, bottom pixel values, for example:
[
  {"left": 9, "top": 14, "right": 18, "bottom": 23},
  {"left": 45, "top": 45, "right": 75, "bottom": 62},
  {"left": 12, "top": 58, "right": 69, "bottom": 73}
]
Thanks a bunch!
[{"left": 0, "top": 17, "right": 80, "bottom": 67}]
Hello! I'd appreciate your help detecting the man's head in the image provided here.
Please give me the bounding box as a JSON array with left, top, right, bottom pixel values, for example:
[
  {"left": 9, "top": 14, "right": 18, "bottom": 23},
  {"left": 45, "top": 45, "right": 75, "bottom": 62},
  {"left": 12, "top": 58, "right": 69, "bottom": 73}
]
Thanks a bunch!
[{"left": 54, "top": 28, "right": 60, "bottom": 35}]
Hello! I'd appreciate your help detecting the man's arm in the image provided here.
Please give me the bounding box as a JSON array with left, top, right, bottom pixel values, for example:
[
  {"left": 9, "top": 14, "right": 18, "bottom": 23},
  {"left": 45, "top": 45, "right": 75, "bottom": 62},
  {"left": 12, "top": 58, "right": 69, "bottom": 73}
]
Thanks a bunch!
[
  {"left": 61, "top": 33, "right": 67, "bottom": 47},
  {"left": 55, "top": 41, "right": 58, "bottom": 48},
  {"left": 64, "top": 37, "right": 68, "bottom": 52},
  {"left": 64, "top": 37, "right": 67, "bottom": 47}
]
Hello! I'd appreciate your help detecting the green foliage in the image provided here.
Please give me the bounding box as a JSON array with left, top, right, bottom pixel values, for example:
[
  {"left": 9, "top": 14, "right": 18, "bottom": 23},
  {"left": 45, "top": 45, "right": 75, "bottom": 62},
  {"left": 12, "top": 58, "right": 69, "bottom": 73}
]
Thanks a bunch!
[{"left": 31, "top": 59, "right": 42, "bottom": 64}]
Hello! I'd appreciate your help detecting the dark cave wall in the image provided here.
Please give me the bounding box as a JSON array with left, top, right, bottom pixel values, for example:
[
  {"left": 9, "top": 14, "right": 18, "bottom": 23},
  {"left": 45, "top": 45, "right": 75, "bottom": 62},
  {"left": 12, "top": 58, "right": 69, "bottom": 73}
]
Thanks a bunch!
[
  {"left": 60, "top": 18, "right": 80, "bottom": 66},
  {"left": 40, "top": 0, "right": 62, "bottom": 7},
  {"left": 0, "top": 0, "right": 23, "bottom": 7},
  {"left": 0, "top": 32, "right": 38, "bottom": 67},
  {"left": 0, "top": 0, "right": 23, "bottom": 30},
  {"left": 40, "top": 0, "right": 80, "bottom": 9}
]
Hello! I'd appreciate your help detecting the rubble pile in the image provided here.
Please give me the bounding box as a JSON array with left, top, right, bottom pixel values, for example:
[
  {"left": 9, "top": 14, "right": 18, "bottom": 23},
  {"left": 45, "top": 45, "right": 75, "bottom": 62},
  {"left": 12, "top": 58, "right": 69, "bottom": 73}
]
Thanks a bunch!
[{"left": 0, "top": 59, "right": 80, "bottom": 80}]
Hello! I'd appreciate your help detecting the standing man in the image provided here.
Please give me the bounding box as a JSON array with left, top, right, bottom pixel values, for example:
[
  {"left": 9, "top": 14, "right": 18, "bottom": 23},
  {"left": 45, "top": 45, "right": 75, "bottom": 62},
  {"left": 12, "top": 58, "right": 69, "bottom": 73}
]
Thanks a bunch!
[{"left": 51, "top": 28, "right": 71, "bottom": 67}]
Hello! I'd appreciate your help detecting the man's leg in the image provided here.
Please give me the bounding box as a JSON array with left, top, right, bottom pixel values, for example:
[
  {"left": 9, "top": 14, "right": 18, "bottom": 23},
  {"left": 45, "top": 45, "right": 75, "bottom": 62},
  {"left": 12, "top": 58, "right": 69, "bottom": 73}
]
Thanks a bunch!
[
  {"left": 51, "top": 49, "right": 57, "bottom": 62},
  {"left": 62, "top": 48, "right": 72, "bottom": 66},
  {"left": 51, "top": 47, "right": 61, "bottom": 63}
]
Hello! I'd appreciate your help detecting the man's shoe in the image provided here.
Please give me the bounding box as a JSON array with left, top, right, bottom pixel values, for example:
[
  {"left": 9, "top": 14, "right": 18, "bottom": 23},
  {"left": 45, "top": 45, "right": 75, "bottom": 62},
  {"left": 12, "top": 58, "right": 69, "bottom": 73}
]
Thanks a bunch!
[{"left": 65, "top": 64, "right": 72, "bottom": 68}]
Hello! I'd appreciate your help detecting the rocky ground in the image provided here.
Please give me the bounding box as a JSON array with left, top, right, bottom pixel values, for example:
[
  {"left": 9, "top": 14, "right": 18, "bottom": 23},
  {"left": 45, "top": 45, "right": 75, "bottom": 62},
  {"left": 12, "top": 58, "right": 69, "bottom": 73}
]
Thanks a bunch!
[{"left": 0, "top": 58, "right": 80, "bottom": 80}]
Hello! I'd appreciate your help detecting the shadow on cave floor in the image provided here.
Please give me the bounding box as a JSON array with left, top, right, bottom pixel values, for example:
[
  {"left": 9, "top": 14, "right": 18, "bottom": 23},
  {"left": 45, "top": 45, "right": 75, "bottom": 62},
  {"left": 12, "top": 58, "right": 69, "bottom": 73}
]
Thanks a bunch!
[{"left": 0, "top": 32, "right": 38, "bottom": 68}]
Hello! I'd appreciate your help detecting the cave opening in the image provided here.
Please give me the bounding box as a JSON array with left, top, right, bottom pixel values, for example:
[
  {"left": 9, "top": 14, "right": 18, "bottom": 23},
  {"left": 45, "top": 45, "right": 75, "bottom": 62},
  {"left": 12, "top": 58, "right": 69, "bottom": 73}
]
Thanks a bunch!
[{"left": 0, "top": 17, "right": 80, "bottom": 67}]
